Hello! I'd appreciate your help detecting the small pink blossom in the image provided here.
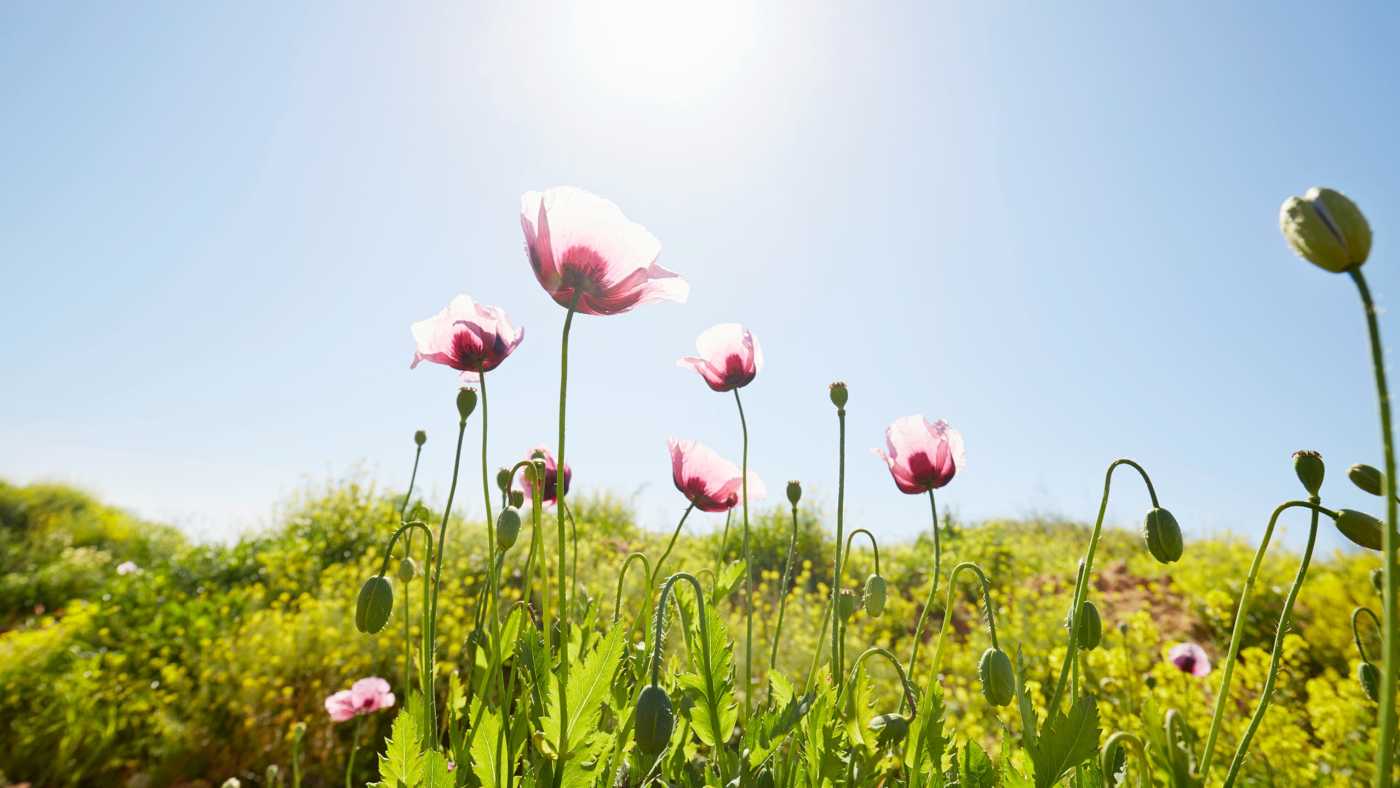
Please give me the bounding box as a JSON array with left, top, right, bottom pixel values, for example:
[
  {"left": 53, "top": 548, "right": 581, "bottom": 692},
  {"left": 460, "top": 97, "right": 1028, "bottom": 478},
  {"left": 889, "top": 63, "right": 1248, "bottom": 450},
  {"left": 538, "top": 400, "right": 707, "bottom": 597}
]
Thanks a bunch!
[
  {"left": 1168, "top": 642, "right": 1211, "bottom": 677},
  {"left": 520, "top": 187, "right": 689, "bottom": 316},
  {"left": 523, "top": 447, "right": 571, "bottom": 505},
  {"left": 873, "top": 416, "right": 965, "bottom": 494},
  {"left": 678, "top": 323, "right": 764, "bottom": 392},
  {"left": 668, "top": 438, "right": 766, "bottom": 513},
  {"left": 410, "top": 294, "right": 524, "bottom": 382},
  {"left": 324, "top": 677, "right": 395, "bottom": 723}
]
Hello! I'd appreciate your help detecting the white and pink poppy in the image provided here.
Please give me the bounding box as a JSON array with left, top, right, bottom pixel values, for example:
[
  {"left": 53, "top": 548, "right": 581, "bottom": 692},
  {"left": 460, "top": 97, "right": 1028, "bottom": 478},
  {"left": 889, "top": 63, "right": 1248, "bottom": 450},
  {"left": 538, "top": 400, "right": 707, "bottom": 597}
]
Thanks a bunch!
[
  {"left": 410, "top": 294, "right": 523, "bottom": 382},
  {"left": 522, "top": 446, "right": 571, "bottom": 505},
  {"left": 324, "top": 677, "right": 395, "bottom": 723},
  {"left": 678, "top": 323, "right": 763, "bottom": 392},
  {"left": 1168, "top": 642, "right": 1211, "bottom": 677},
  {"left": 668, "top": 438, "right": 766, "bottom": 513},
  {"left": 874, "top": 416, "right": 965, "bottom": 494}
]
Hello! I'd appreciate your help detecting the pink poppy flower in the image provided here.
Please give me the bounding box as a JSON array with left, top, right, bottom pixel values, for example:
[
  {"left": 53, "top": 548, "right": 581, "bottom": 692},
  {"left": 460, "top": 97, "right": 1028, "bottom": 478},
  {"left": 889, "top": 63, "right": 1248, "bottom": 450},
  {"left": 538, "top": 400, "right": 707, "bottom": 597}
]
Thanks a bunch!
[
  {"left": 324, "top": 677, "right": 395, "bottom": 723},
  {"left": 522, "top": 446, "right": 571, "bottom": 505},
  {"left": 668, "top": 438, "right": 766, "bottom": 513},
  {"left": 520, "top": 186, "right": 689, "bottom": 316},
  {"left": 873, "top": 416, "right": 966, "bottom": 494},
  {"left": 678, "top": 323, "right": 764, "bottom": 392},
  {"left": 1168, "top": 642, "right": 1211, "bottom": 677},
  {"left": 410, "top": 294, "right": 524, "bottom": 381}
]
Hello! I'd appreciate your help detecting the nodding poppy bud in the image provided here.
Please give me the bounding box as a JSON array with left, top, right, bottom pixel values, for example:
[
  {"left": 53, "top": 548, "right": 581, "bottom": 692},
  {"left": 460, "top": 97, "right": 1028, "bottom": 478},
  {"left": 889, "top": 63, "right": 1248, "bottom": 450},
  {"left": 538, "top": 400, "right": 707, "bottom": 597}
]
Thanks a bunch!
[
  {"left": 863, "top": 574, "right": 887, "bottom": 617},
  {"left": 635, "top": 684, "right": 675, "bottom": 754},
  {"left": 414, "top": 430, "right": 427, "bottom": 447},
  {"left": 1293, "top": 451, "right": 1325, "bottom": 496},
  {"left": 1075, "top": 601, "right": 1103, "bottom": 651},
  {"left": 496, "top": 508, "right": 522, "bottom": 551},
  {"left": 828, "top": 381, "right": 848, "bottom": 409},
  {"left": 355, "top": 576, "right": 393, "bottom": 634},
  {"left": 397, "top": 557, "right": 417, "bottom": 583},
  {"left": 786, "top": 480, "right": 802, "bottom": 506},
  {"left": 509, "top": 490, "right": 525, "bottom": 508},
  {"left": 1360, "top": 661, "right": 1382, "bottom": 702},
  {"left": 978, "top": 647, "right": 1015, "bottom": 707},
  {"left": 456, "top": 388, "right": 478, "bottom": 421},
  {"left": 868, "top": 713, "right": 910, "bottom": 747},
  {"left": 1279, "top": 187, "right": 1372, "bottom": 274},
  {"left": 1374, "top": 569, "right": 1385, "bottom": 594},
  {"left": 837, "top": 589, "right": 861, "bottom": 622},
  {"left": 496, "top": 467, "right": 513, "bottom": 493},
  {"left": 1351, "top": 464, "right": 1385, "bottom": 497},
  {"left": 1336, "top": 509, "right": 1384, "bottom": 551},
  {"left": 1143, "top": 508, "right": 1184, "bottom": 564}
]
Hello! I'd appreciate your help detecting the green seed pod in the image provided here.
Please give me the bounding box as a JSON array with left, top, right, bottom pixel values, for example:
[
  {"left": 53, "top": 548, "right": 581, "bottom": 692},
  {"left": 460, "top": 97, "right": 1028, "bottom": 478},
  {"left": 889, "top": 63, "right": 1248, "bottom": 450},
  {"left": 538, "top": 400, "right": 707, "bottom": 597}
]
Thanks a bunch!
[
  {"left": 1143, "top": 507, "right": 1184, "bottom": 564},
  {"left": 1360, "top": 661, "right": 1381, "bottom": 702},
  {"left": 1351, "top": 464, "right": 1385, "bottom": 497},
  {"left": 456, "top": 387, "right": 478, "bottom": 421},
  {"left": 414, "top": 430, "right": 427, "bottom": 447},
  {"left": 496, "top": 467, "right": 513, "bottom": 493},
  {"left": 786, "top": 480, "right": 802, "bottom": 506},
  {"left": 1279, "top": 187, "right": 1371, "bottom": 273},
  {"left": 1292, "top": 450, "right": 1325, "bottom": 496},
  {"left": 978, "top": 647, "right": 1015, "bottom": 707},
  {"left": 1335, "top": 509, "right": 1384, "bottom": 551},
  {"left": 509, "top": 490, "right": 525, "bottom": 508},
  {"left": 828, "top": 381, "right": 848, "bottom": 409},
  {"left": 1076, "top": 601, "right": 1103, "bottom": 651},
  {"left": 397, "top": 557, "right": 417, "bottom": 583},
  {"left": 355, "top": 575, "right": 393, "bottom": 634},
  {"left": 634, "top": 684, "right": 675, "bottom": 754},
  {"left": 862, "top": 574, "right": 887, "bottom": 617},
  {"left": 496, "top": 508, "right": 522, "bottom": 551},
  {"left": 1374, "top": 568, "right": 1385, "bottom": 594},
  {"left": 837, "top": 589, "right": 861, "bottom": 622},
  {"left": 868, "top": 712, "right": 910, "bottom": 747}
]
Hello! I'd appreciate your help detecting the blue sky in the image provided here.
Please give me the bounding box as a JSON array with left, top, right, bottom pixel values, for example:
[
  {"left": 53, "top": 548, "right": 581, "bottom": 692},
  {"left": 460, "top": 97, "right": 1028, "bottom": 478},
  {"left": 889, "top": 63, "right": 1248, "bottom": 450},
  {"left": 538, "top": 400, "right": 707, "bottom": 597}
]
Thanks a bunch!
[{"left": 3, "top": 3, "right": 1399, "bottom": 553}]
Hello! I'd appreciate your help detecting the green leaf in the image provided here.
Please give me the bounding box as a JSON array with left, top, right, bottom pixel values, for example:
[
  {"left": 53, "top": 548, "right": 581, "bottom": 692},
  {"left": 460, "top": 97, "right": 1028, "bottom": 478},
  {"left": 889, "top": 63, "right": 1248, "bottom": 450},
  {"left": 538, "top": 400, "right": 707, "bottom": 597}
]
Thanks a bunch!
[
  {"left": 1031, "top": 696, "right": 1101, "bottom": 788},
  {"left": 469, "top": 708, "right": 505, "bottom": 788},
  {"left": 686, "top": 604, "right": 738, "bottom": 748},
  {"left": 711, "top": 560, "right": 745, "bottom": 604},
  {"left": 842, "top": 668, "right": 877, "bottom": 753},
  {"left": 907, "top": 682, "right": 946, "bottom": 777},
  {"left": 423, "top": 749, "right": 453, "bottom": 788},
  {"left": 540, "top": 624, "right": 626, "bottom": 759},
  {"left": 375, "top": 708, "right": 425, "bottom": 788},
  {"left": 959, "top": 739, "right": 997, "bottom": 788}
]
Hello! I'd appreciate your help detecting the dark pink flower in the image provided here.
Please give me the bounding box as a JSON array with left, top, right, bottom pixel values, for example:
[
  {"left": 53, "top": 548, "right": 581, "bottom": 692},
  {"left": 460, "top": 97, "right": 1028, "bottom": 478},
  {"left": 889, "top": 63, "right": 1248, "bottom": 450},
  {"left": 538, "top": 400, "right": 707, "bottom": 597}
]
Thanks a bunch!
[
  {"left": 668, "top": 438, "right": 766, "bottom": 513},
  {"left": 410, "top": 294, "right": 524, "bottom": 381},
  {"left": 520, "top": 187, "right": 689, "bottom": 316},
  {"left": 678, "top": 323, "right": 764, "bottom": 392},
  {"left": 874, "top": 416, "right": 965, "bottom": 494},
  {"left": 1168, "top": 643, "right": 1211, "bottom": 677},
  {"left": 523, "top": 446, "right": 571, "bottom": 505},
  {"left": 324, "top": 677, "right": 395, "bottom": 723}
]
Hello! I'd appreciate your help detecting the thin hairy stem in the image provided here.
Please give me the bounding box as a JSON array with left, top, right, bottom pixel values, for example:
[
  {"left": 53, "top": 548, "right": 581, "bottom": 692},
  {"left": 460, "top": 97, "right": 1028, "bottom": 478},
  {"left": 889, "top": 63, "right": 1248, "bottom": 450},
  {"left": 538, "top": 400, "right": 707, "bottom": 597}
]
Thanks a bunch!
[
  {"left": 831, "top": 404, "right": 848, "bottom": 693},
  {"left": 734, "top": 388, "right": 753, "bottom": 719},
  {"left": 552, "top": 297, "right": 578, "bottom": 783},
  {"left": 906, "top": 489, "right": 942, "bottom": 695},
  {"left": 770, "top": 501, "right": 800, "bottom": 673}
]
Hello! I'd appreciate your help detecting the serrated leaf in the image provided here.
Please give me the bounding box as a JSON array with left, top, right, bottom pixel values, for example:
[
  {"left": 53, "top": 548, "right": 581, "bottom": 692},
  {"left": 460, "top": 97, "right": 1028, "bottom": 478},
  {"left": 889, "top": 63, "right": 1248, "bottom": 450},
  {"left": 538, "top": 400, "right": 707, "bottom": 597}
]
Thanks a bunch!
[
  {"left": 470, "top": 708, "right": 505, "bottom": 788},
  {"left": 541, "top": 624, "right": 626, "bottom": 759},
  {"left": 1013, "top": 647, "right": 1038, "bottom": 758},
  {"left": 960, "top": 739, "right": 997, "bottom": 788},
  {"left": 711, "top": 560, "right": 745, "bottom": 604},
  {"left": 423, "top": 749, "right": 453, "bottom": 788},
  {"left": 1031, "top": 696, "right": 1100, "bottom": 788},
  {"left": 907, "top": 682, "right": 946, "bottom": 778},
  {"left": 842, "top": 668, "right": 877, "bottom": 752},
  {"left": 376, "top": 708, "right": 425, "bottom": 787},
  {"left": 687, "top": 604, "right": 738, "bottom": 748}
]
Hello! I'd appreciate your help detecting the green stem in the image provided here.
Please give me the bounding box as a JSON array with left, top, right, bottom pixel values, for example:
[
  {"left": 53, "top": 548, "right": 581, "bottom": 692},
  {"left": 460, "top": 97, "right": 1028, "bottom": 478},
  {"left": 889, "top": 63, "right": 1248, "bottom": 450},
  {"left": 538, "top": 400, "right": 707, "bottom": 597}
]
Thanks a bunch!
[
  {"left": 1197, "top": 499, "right": 1334, "bottom": 776},
  {"left": 831, "top": 404, "right": 847, "bottom": 693},
  {"left": 426, "top": 414, "right": 469, "bottom": 743},
  {"left": 835, "top": 646, "right": 919, "bottom": 716},
  {"left": 1358, "top": 607, "right": 1383, "bottom": 665},
  {"left": 769, "top": 500, "right": 801, "bottom": 673},
  {"left": 915, "top": 561, "right": 998, "bottom": 778},
  {"left": 714, "top": 510, "right": 733, "bottom": 580},
  {"left": 1354, "top": 269, "right": 1400, "bottom": 788},
  {"left": 480, "top": 368, "right": 496, "bottom": 609},
  {"left": 553, "top": 299, "right": 577, "bottom": 781},
  {"left": 344, "top": 717, "right": 362, "bottom": 788},
  {"left": 1101, "top": 732, "right": 1149, "bottom": 788},
  {"left": 400, "top": 443, "right": 423, "bottom": 706},
  {"left": 905, "top": 490, "right": 942, "bottom": 696},
  {"left": 615, "top": 552, "right": 653, "bottom": 625},
  {"left": 1222, "top": 498, "right": 1325, "bottom": 786},
  {"left": 648, "top": 573, "right": 724, "bottom": 781},
  {"left": 652, "top": 503, "right": 696, "bottom": 594},
  {"left": 734, "top": 388, "right": 753, "bottom": 720}
]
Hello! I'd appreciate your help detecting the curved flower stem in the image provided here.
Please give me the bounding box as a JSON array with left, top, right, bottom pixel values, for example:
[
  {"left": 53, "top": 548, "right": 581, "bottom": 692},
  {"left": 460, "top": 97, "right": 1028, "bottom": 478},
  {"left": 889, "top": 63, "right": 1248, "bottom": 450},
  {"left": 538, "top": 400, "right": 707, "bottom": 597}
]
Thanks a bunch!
[
  {"left": 906, "top": 489, "right": 942, "bottom": 694},
  {"left": 399, "top": 442, "right": 423, "bottom": 704},
  {"left": 425, "top": 413, "right": 469, "bottom": 742},
  {"left": 714, "top": 510, "right": 733, "bottom": 580},
  {"left": 649, "top": 572, "right": 725, "bottom": 781},
  {"left": 614, "top": 552, "right": 653, "bottom": 625},
  {"left": 1046, "top": 459, "right": 1158, "bottom": 716},
  {"left": 733, "top": 388, "right": 754, "bottom": 720},
  {"left": 552, "top": 297, "right": 577, "bottom": 782},
  {"left": 652, "top": 503, "right": 697, "bottom": 594},
  {"left": 1100, "top": 731, "right": 1149, "bottom": 788},
  {"left": 835, "top": 646, "right": 919, "bottom": 716},
  {"left": 1357, "top": 606, "right": 1383, "bottom": 664},
  {"left": 1352, "top": 269, "right": 1400, "bottom": 788},
  {"left": 841, "top": 529, "right": 882, "bottom": 578},
  {"left": 1197, "top": 499, "right": 1335, "bottom": 777},
  {"left": 1221, "top": 497, "right": 1325, "bottom": 786},
  {"left": 831, "top": 401, "right": 848, "bottom": 694},
  {"left": 769, "top": 498, "right": 801, "bottom": 673}
]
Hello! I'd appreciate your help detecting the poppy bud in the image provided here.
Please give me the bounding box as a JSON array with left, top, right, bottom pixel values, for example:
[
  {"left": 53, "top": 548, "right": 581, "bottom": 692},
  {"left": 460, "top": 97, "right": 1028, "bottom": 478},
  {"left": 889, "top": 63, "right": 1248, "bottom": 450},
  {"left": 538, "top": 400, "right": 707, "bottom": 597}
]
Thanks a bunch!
[
  {"left": 635, "top": 684, "right": 675, "bottom": 754},
  {"left": 496, "top": 508, "right": 522, "bottom": 551},
  {"left": 1143, "top": 508, "right": 1184, "bottom": 564},
  {"left": 509, "top": 490, "right": 525, "bottom": 508},
  {"left": 397, "top": 557, "right": 417, "bottom": 583},
  {"left": 837, "top": 589, "right": 861, "bottom": 621},
  {"left": 456, "top": 388, "right": 478, "bottom": 421},
  {"left": 1280, "top": 187, "right": 1371, "bottom": 273},
  {"left": 786, "top": 480, "right": 802, "bottom": 506},
  {"left": 496, "top": 467, "right": 513, "bottom": 493},
  {"left": 1351, "top": 464, "right": 1385, "bottom": 497},
  {"left": 414, "top": 430, "right": 427, "bottom": 447},
  {"left": 828, "top": 381, "right": 848, "bottom": 409},
  {"left": 1360, "top": 661, "right": 1382, "bottom": 702},
  {"left": 1374, "top": 568, "right": 1385, "bottom": 594},
  {"left": 355, "top": 576, "right": 393, "bottom": 634},
  {"left": 1075, "top": 601, "right": 1103, "bottom": 651},
  {"left": 1292, "top": 451, "right": 1325, "bottom": 496},
  {"left": 863, "top": 574, "right": 887, "bottom": 617},
  {"left": 978, "top": 647, "right": 1015, "bottom": 707},
  {"left": 1335, "top": 509, "right": 1384, "bottom": 551},
  {"left": 868, "top": 713, "right": 910, "bottom": 747}
]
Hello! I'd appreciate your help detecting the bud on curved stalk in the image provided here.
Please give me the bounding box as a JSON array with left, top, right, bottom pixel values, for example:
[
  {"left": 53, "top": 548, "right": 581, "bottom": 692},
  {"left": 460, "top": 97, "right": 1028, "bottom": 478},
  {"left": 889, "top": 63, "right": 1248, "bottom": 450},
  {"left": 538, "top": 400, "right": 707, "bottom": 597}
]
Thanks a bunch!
[
  {"left": 863, "top": 574, "right": 887, "bottom": 617},
  {"left": 978, "top": 647, "right": 1015, "bottom": 707},
  {"left": 1279, "top": 187, "right": 1371, "bottom": 273},
  {"left": 496, "top": 467, "right": 512, "bottom": 494},
  {"left": 414, "top": 430, "right": 427, "bottom": 447},
  {"left": 355, "top": 575, "right": 393, "bottom": 634},
  {"left": 868, "top": 712, "right": 910, "bottom": 747},
  {"left": 396, "top": 557, "right": 417, "bottom": 583},
  {"left": 1143, "top": 507, "right": 1184, "bottom": 564},
  {"left": 509, "top": 490, "right": 525, "bottom": 508},
  {"left": 645, "top": 573, "right": 724, "bottom": 758},
  {"left": 1354, "top": 607, "right": 1383, "bottom": 702},
  {"left": 634, "top": 684, "right": 675, "bottom": 755},
  {"left": 1075, "top": 600, "right": 1103, "bottom": 651},
  {"left": 837, "top": 588, "right": 861, "bottom": 622},
  {"left": 1335, "top": 509, "right": 1384, "bottom": 551},
  {"left": 1360, "top": 662, "right": 1382, "bottom": 702},
  {"left": 786, "top": 480, "right": 802, "bottom": 505},
  {"left": 1375, "top": 568, "right": 1385, "bottom": 595},
  {"left": 496, "top": 508, "right": 522, "bottom": 551},
  {"left": 1350, "top": 463, "right": 1385, "bottom": 497},
  {"left": 456, "top": 387, "right": 478, "bottom": 421},
  {"left": 1292, "top": 450, "right": 1325, "bottom": 496}
]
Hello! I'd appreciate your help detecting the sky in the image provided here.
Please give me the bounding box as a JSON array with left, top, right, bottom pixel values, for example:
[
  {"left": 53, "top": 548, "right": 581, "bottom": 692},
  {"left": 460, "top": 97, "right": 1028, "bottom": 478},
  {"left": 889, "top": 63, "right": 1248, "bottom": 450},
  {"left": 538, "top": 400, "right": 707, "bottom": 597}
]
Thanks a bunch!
[{"left": 3, "top": 2, "right": 1399, "bottom": 554}]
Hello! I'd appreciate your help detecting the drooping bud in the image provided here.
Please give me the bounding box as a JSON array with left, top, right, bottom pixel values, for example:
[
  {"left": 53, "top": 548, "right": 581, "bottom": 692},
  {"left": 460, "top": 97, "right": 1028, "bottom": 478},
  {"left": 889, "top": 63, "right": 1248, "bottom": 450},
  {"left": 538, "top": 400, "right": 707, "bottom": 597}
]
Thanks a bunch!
[
  {"left": 1292, "top": 451, "right": 1325, "bottom": 497},
  {"left": 496, "top": 467, "right": 513, "bottom": 493},
  {"left": 1360, "top": 661, "right": 1382, "bottom": 702},
  {"left": 355, "top": 575, "right": 394, "bottom": 634},
  {"left": 635, "top": 684, "right": 675, "bottom": 754},
  {"left": 509, "top": 490, "right": 525, "bottom": 508},
  {"left": 978, "top": 647, "right": 1015, "bottom": 707},
  {"left": 1374, "top": 568, "right": 1385, "bottom": 594},
  {"left": 1143, "top": 508, "right": 1184, "bottom": 564},
  {"left": 1075, "top": 601, "right": 1103, "bottom": 651},
  {"left": 456, "top": 387, "right": 478, "bottom": 421},
  {"left": 414, "top": 430, "right": 427, "bottom": 447},
  {"left": 836, "top": 589, "right": 861, "bottom": 622},
  {"left": 397, "top": 557, "right": 417, "bottom": 583},
  {"left": 1335, "top": 509, "right": 1384, "bottom": 551},
  {"left": 863, "top": 574, "right": 887, "bottom": 617},
  {"left": 786, "top": 480, "right": 802, "bottom": 506},
  {"left": 1279, "top": 187, "right": 1372, "bottom": 273},
  {"left": 496, "top": 508, "right": 522, "bottom": 551},
  {"left": 1351, "top": 464, "right": 1385, "bottom": 497},
  {"left": 828, "top": 381, "right": 848, "bottom": 409},
  {"left": 868, "top": 713, "right": 910, "bottom": 747}
]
